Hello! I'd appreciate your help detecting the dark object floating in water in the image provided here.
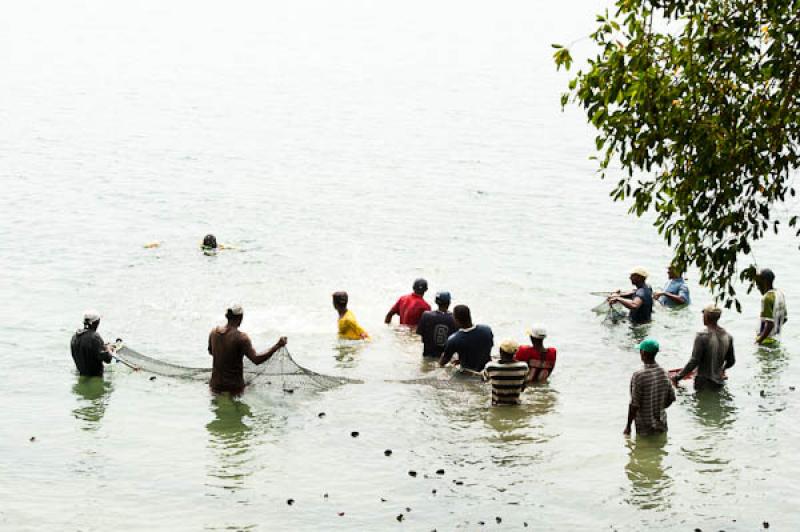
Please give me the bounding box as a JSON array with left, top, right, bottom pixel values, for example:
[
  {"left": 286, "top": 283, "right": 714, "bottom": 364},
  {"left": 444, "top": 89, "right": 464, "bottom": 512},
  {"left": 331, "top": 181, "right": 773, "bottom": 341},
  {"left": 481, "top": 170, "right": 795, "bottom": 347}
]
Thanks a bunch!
[
  {"left": 380, "top": 498, "right": 387, "bottom": 503},
  {"left": 431, "top": 489, "right": 437, "bottom": 495},
  {"left": 287, "top": 499, "right": 294, "bottom": 506},
  {"left": 406, "top": 507, "right": 411, "bottom": 512},
  {"left": 694, "top": 529, "right": 701, "bottom": 532},
  {"left": 790, "top": 386, "right": 796, "bottom": 391},
  {"left": 384, "top": 449, "right": 392, "bottom": 456},
  {"left": 284, "top": 388, "right": 295, "bottom": 394},
  {"left": 524, "top": 523, "right": 528, "bottom": 527},
  {"left": 763, "top": 522, "right": 770, "bottom": 529},
  {"left": 318, "top": 412, "right": 326, "bottom": 418},
  {"left": 351, "top": 431, "right": 359, "bottom": 438},
  {"left": 408, "top": 470, "right": 417, "bottom": 477},
  {"left": 436, "top": 469, "right": 445, "bottom": 475},
  {"left": 478, "top": 521, "right": 485, "bottom": 526},
  {"left": 396, "top": 514, "right": 404, "bottom": 522},
  {"left": 29, "top": 436, "right": 36, "bottom": 442},
  {"left": 323, "top": 493, "right": 328, "bottom": 499},
  {"left": 149, "top": 376, "right": 156, "bottom": 381},
  {"left": 453, "top": 480, "right": 464, "bottom": 485},
  {"left": 338, "top": 512, "right": 345, "bottom": 517},
  {"left": 496, "top": 517, "right": 502, "bottom": 524},
  {"left": 760, "top": 390, "right": 766, "bottom": 397}
]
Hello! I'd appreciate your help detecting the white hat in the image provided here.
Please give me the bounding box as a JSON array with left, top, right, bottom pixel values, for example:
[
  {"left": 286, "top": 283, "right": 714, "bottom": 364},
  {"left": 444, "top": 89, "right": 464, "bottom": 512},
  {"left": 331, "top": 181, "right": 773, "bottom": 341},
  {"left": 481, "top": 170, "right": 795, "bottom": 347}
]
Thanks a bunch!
[
  {"left": 83, "top": 310, "right": 101, "bottom": 323},
  {"left": 227, "top": 304, "right": 243, "bottom": 316},
  {"left": 630, "top": 266, "right": 649, "bottom": 278},
  {"left": 527, "top": 325, "right": 547, "bottom": 339},
  {"left": 499, "top": 339, "right": 519, "bottom": 355}
]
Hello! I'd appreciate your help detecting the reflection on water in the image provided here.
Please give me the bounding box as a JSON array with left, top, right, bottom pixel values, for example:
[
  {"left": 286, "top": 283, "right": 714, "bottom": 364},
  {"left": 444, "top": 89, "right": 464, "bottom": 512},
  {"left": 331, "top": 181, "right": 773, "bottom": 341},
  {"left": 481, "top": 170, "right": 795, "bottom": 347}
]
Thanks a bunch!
[
  {"left": 206, "top": 394, "right": 255, "bottom": 494},
  {"left": 71, "top": 376, "right": 113, "bottom": 431},
  {"left": 333, "top": 342, "right": 365, "bottom": 369},
  {"left": 682, "top": 389, "right": 736, "bottom": 480},
  {"left": 625, "top": 433, "right": 673, "bottom": 511},
  {"left": 689, "top": 388, "right": 737, "bottom": 431},
  {"left": 755, "top": 344, "right": 789, "bottom": 382}
]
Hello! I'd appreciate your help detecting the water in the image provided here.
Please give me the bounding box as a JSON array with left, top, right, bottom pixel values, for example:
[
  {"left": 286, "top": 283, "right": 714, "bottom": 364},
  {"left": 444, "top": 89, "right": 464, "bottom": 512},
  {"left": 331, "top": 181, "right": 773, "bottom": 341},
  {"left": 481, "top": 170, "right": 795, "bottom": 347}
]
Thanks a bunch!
[{"left": 1, "top": 0, "right": 798, "bottom": 529}]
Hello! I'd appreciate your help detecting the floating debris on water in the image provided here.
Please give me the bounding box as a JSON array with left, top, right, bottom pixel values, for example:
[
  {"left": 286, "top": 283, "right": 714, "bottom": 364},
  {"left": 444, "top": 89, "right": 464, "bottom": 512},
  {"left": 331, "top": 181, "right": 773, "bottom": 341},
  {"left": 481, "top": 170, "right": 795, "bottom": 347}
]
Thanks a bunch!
[
  {"left": 790, "top": 386, "right": 796, "bottom": 391},
  {"left": 287, "top": 499, "right": 294, "bottom": 506},
  {"left": 318, "top": 412, "right": 326, "bottom": 418},
  {"left": 396, "top": 514, "right": 404, "bottom": 522},
  {"left": 384, "top": 449, "right": 392, "bottom": 456},
  {"left": 496, "top": 517, "right": 502, "bottom": 524},
  {"left": 431, "top": 489, "right": 437, "bottom": 495},
  {"left": 763, "top": 522, "right": 770, "bottom": 529},
  {"left": 453, "top": 480, "right": 464, "bottom": 485},
  {"left": 351, "top": 431, "right": 359, "bottom": 438},
  {"left": 406, "top": 507, "right": 411, "bottom": 512},
  {"left": 478, "top": 520, "right": 485, "bottom": 525},
  {"left": 323, "top": 493, "right": 328, "bottom": 499},
  {"left": 524, "top": 523, "right": 528, "bottom": 527},
  {"left": 29, "top": 436, "right": 36, "bottom": 442},
  {"left": 436, "top": 469, "right": 445, "bottom": 475},
  {"left": 760, "top": 390, "right": 766, "bottom": 397},
  {"left": 338, "top": 512, "right": 345, "bottom": 517},
  {"left": 149, "top": 376, "right": 157, "bottom": 381},
  {"left": 408, "top": 470, "right": 417, "bottom": 477},
  {"left": 380, "top": 498, "right": 387, "bottom": 503}
]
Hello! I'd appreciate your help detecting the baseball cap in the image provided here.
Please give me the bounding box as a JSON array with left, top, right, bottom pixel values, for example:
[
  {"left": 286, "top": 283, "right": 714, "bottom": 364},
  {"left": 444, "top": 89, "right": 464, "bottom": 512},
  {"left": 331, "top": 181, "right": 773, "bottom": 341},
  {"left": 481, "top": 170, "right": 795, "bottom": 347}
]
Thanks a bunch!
[
  {"left": 83, "top": 310, "right": 101, "bottom": 324},
  {"left": 635, "top": 338, "right": 660, "bottom": 354},
  {"left": 499, "top": 340, "right": 519, "bottom": 355},
  {"left": 435, "top": 291, "right": 451, "bottom": 304},
  {"left": 630, "top": 266, "right": 649, "bottom": 278},
  {"left": 413, "top": 278, "right": 428, "bottom": 292},
  {"left": 526, "top": 325, "right": 547, "bottom": 339},
  {"left": 227, "top": 304, "right": 244, "bottom": 316},
  {"left": 703, "top": 304, "right": 722, "bottom": 316}
]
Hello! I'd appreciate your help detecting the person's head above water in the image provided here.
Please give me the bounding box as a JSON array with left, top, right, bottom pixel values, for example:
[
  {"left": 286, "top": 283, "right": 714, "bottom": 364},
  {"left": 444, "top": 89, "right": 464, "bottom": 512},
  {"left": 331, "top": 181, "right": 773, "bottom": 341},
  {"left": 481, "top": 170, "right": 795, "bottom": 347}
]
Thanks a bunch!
[
  {"left": 702, "top": 304, "right": 722, "bottom": 326},
  {"left": 636, "top": 337, "right": 659, "bottom": 363},
  {"left": 527, "top": 325, "right": 547, "bottom": 345},
  {"left": 203, "top": 234, "right": 218, "bottom": 249},
  {"left": 434, "top": 291, "right": 451, "bottom": 311},
  {"left": 83, "top": 309, "right": 101, "bottom": 330},
  {"left": 629, "top": 266, "right": 649, "bottom": 287},
  {"left": 667, "top": 264, "right": 682, "bottom": 279},
  {"left": 499, "top": 339, "right": 519, "bottom": 360},
  {"left": 225, "top": 303, "right": 244, "bottom": 326},
  {"left": 413, "top": 278, "right": 428, "bottom": 296},
  {"left": 332, "top": 291, "right": 349, "bottom": 310},
  {"left": 453, "top": 304, "right": 472, "bottom": 329},
  {"left": 757, "top": 268, "right": 775, "bottom": 294}
]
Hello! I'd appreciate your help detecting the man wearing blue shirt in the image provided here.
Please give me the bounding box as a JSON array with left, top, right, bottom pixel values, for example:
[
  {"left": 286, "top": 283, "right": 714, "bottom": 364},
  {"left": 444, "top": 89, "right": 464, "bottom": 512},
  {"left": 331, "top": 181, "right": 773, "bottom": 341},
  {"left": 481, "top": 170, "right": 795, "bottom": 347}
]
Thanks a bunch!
[{"left": 654, "top": 265, "right": 691, "bottom": 307}]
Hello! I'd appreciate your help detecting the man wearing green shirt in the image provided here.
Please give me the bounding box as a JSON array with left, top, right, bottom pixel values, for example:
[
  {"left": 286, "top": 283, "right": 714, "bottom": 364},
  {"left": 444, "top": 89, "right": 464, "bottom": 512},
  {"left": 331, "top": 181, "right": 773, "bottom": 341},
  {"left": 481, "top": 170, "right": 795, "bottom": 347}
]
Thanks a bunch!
[{"left": 756, "top": 268, "right": 788, "bottom": 346}]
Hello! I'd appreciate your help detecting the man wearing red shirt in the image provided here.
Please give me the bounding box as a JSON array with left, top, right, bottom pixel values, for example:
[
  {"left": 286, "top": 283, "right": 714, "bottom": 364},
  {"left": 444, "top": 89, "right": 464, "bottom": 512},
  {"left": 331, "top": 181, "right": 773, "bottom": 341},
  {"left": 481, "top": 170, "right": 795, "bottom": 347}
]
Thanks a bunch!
[
  {"left": 515, "top": 325, "right": 557, "bottom": 383},
  {"left": 385, "top": 278, "right": 431, "bottom": 327}
]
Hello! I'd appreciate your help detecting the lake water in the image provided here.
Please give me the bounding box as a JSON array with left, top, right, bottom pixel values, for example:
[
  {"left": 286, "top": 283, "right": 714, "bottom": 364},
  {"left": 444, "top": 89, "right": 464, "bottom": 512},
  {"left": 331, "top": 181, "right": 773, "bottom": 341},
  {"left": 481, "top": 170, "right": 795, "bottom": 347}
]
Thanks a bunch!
[{"left": 1, "top": 1, "right": 798, "bottom": 530}]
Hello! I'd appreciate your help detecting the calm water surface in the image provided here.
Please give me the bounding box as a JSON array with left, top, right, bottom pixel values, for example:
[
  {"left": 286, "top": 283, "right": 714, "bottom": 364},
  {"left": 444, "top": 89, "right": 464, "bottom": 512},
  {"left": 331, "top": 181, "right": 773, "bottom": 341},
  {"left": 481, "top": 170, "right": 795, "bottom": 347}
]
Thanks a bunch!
[{"left": 1, "top": 1, "right": 798, "bottom": 530}]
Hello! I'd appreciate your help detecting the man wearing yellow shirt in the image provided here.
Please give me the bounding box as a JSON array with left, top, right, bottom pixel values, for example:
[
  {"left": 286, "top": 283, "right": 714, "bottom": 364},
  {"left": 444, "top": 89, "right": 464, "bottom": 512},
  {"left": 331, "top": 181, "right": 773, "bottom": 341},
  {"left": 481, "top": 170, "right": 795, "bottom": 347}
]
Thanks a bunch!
[{"left": 333, "top": 291, "right": 369, "bottom": 340}]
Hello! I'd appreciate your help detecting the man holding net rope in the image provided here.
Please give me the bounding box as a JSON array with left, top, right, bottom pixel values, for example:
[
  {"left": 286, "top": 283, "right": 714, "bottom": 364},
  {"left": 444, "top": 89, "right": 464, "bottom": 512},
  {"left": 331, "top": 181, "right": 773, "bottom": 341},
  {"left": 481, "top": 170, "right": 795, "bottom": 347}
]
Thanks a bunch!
[{"left": 208, "top": 304, "right": 288, "bottom": 396}]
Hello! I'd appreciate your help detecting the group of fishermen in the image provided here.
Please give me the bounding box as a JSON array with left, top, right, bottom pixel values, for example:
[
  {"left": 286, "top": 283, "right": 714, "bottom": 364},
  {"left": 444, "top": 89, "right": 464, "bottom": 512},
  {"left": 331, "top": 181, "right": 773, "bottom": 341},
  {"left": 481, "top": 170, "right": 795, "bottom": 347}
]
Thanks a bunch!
[
  {"left": 617, "top": 266, "right": 788, "bottom": 437},
  {"left": 70, "top": 261, "right": 788, "bottom": 423}
]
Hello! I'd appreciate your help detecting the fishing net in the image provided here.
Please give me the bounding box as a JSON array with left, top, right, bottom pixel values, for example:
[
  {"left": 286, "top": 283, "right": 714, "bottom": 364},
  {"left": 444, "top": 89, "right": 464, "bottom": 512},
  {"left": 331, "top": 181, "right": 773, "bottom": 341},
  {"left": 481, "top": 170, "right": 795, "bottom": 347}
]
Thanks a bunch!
[
  {"left": 392, "top": 368, "right": 488, "bottom": 390},
  {"left": 113, "top": 345, "right": 360, "bottom": 391},
  {"left": 591, "top": 300, "right": 629, "bottom": 322}
]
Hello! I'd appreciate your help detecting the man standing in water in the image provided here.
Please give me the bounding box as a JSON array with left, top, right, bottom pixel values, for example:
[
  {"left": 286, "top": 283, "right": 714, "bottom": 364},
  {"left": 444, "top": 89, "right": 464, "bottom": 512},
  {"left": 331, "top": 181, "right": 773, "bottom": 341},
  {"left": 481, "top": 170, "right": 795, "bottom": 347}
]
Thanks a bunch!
[
  {"left": 609, "top": 267, "right": 654, "bottom": 324},
  {"left": 483, "top": 340, "right": 530, "bottom": 405},
  {"left": 333, "top": 291, "right": 369, "bottom": 340},
  {"left": 514, "top": 325, "right": 557, "bottom": 383},
  {"left": 624, "top": 338, "right": 675, "bottom": 436},
  {"left": 71, "top": 310, "right": 114, "bottom": 377},
  {"left": 208, "top": 304, "right": 287, "bottom": 395},
  {"left": 654, "top": 265, "right": 691, "bottom": 308},
  {"left": 755, "top": 268, "right": 788, "bottom": 346},
  {"left": 439, "top": 305, "right": 493, "bottom": 373},
  {"left": 416, "top": 291, "right": 457, "bottom": 358},
  {"left": 672, "top": 305, "right": 735, "bottom": 391},
  {"left": 385, "top": 278, "right": 431, "bottom": 328}
]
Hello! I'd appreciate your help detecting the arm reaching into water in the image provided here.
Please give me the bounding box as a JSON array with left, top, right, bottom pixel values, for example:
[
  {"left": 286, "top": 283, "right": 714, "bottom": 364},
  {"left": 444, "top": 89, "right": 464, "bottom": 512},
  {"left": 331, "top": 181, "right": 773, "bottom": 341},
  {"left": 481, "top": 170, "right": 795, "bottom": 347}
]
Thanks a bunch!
[{"left": 244, "top": 336, "right": 288, "bottom": 365}]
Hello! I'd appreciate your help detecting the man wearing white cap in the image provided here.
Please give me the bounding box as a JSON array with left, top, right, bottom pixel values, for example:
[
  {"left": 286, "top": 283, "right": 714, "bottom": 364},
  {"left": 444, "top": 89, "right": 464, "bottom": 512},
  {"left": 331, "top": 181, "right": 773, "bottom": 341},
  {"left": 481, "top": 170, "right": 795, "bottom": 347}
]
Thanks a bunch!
[
  {"left": 208, "top": 304, "right": 287, "bottom": 395},
  {"left": 609, "top": 267, "right": 654, "bottom": 324},
  {"left": 515, "top": 325, "right": 557, "bottom": 384},
  {"left": 70, "top": 310, "right": 114, "bottom": 377}
]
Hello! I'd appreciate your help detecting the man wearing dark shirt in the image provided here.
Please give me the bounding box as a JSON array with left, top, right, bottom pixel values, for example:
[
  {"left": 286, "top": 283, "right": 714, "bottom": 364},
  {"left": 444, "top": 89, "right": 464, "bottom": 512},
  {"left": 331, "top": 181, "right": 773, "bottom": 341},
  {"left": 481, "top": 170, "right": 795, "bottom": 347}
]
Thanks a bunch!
[
  {"left": 439, "top": 305, "right": 493, "bottom": 373},
  {"left": 609, "top": 267, "right": 654, "bottom": 324},
  {"left": 416, "top": 291, "right": 457, "bottom": 358},
  {"left": 71, "top": 310, "right": 114, "bottom": 377},
  {"left": 208, "top": 304, "right": 287, "bottom": 395},
  {"left": 672, "top": 304, "right": 735, "bottom": 391}
]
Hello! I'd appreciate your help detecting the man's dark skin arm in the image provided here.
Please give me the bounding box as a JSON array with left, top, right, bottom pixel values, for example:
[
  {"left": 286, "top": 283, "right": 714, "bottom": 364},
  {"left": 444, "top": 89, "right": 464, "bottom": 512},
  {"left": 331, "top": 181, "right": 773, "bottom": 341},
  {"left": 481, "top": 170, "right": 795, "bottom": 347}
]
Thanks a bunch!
[
  {"left": 245, "top": 336, "right": 288, "bottom": 365},
  {"left": 725, "top": 339, "right": 735, "bottom": 369},
  {"left": 654, "top": 291, "right": 686, "bottom": 305},
  {"left": 612, "top": 295, "right": 643, "bottom": 311},
  {"left": 756, "top": 321, "right": 774, "bottom": 345},
  {"left": 439, "top": 341, "right": 455, "bottom": 367},
  {"left": 624, "top": 404, "right": 638, "bottom": 435}
]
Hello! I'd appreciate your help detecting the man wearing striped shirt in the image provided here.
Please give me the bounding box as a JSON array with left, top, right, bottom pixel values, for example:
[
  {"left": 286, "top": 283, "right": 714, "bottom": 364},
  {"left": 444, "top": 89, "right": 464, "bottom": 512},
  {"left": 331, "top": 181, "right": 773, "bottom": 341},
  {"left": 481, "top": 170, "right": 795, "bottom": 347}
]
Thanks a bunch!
[
  {"left": 624, "top": 338, "right": 675, "bottom": 436},
  {"left": 483, "top": 340, "right": 529, "bottom": 406}
]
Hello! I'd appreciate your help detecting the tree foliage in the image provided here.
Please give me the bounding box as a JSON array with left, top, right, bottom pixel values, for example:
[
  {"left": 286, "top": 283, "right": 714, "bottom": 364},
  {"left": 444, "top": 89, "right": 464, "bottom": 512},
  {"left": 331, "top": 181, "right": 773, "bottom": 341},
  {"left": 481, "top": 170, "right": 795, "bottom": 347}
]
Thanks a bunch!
[{"left": 554, "top": 0, "right": 800, "bottom": 310}]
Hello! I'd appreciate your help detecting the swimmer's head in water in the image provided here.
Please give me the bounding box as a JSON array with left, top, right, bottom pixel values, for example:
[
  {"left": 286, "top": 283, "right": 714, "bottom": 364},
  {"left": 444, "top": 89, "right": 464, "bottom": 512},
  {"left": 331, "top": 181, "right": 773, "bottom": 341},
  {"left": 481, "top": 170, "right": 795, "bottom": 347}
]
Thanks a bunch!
[
  {"left": 413, "top": 278, "right": 428, "bottom": 295},
  {"left": 332, "top": 291, "right": 349, "bottom": 309},
  {"left": 202, "top": 234, "right": 218, "bottom": 249}
]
